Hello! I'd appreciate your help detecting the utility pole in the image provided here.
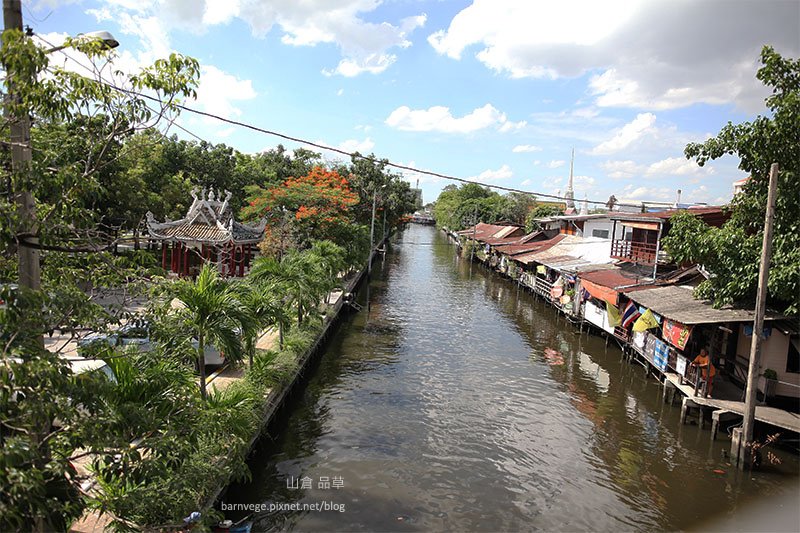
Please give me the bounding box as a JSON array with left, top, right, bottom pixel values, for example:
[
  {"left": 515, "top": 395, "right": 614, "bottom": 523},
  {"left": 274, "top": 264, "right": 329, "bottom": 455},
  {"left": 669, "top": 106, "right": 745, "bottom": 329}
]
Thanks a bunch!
[
  {"left": 470, "top": 205, "right": 477, "bottom": 264},
  {"left": 368, "top": 187, "right": 377, "bottom": 276},
  {"left": 740, "top": 163, "right": 779, "bottom": 467},
  {"left": 3, "top": 0, "right": 40, "bottom": 294}
]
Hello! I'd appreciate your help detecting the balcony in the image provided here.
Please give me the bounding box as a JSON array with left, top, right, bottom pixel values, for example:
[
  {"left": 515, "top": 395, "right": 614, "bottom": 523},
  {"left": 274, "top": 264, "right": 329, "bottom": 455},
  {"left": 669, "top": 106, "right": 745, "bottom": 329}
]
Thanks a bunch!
[{"left": 610, "top": 239, "right": 658, "bottom": 265}]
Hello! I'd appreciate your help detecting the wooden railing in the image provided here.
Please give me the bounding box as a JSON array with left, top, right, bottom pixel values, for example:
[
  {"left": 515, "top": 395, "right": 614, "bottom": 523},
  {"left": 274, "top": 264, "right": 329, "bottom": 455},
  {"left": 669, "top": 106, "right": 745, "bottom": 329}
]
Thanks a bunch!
[
  {"left": 610, "top": 239, "right": 658, "bottom": 264},
  {"left": 533, "top": 276, "right": 553, "bottom": 299}
]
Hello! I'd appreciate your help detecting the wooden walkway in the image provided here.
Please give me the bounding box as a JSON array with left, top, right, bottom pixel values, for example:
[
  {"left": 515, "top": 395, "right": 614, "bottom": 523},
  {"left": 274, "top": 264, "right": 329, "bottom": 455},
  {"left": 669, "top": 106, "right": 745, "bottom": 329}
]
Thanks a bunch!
[{"left": 665, "top": 372, "right": 800, "bottom": 433}]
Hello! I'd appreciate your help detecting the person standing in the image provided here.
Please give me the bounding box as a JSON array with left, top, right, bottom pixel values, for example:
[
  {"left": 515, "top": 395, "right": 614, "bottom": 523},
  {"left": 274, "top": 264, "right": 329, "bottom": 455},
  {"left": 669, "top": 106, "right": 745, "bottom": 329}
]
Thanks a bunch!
[{"left": 691, "top": 348, "right": 716, "bottom": 397}]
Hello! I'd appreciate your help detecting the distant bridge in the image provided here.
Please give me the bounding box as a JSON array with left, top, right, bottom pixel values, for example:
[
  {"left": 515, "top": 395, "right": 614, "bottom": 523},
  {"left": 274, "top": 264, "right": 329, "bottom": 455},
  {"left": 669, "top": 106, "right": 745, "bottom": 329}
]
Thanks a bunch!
[{"left": 411, "top": 213, "right": 436, "bottom": 225}]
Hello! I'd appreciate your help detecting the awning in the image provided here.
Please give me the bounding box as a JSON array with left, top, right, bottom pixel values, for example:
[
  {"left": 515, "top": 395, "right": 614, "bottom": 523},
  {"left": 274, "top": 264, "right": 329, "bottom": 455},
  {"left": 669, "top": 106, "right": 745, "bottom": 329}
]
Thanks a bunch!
[
  {"left": 620, "top": 221, "right": 661, "bottom": 231},
  {"left": 581, "top": 278, "right": 618, "bottom": 305}
]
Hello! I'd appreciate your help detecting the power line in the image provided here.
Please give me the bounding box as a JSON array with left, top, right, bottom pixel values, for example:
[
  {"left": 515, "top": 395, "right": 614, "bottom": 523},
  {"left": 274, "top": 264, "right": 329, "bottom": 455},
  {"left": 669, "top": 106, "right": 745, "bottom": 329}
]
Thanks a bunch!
[{"left": 34, "top": 33, "right": 679, "bottom": 209}]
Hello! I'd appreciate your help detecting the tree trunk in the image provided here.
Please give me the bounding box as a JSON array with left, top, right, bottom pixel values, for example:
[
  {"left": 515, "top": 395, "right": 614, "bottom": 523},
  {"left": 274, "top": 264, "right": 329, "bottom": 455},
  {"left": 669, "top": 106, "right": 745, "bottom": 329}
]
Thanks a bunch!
[{"left": 198, "top": 332, "right": 207, "bottom": 399}]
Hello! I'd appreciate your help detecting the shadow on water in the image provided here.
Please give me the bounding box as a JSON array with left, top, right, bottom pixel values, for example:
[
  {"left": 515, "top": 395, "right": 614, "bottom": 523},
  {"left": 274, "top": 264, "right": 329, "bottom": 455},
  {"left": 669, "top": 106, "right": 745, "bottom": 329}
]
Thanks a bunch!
[{"left": 223, "top": 225, "right": 799, "bottom": 532}]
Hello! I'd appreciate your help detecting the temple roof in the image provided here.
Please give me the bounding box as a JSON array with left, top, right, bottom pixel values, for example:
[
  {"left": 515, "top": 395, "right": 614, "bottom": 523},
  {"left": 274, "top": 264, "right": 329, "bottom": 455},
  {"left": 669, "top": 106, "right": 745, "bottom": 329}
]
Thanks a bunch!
[{"left": 146, "top": 188, "right": 266, "bottom": 244}]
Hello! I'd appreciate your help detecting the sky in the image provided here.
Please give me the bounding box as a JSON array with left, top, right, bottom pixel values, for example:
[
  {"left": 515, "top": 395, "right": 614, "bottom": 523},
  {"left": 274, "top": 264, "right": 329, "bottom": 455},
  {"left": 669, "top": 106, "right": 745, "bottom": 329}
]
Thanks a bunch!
[{"left": 28, "top": 0, "right": 800, "bottom": 208}]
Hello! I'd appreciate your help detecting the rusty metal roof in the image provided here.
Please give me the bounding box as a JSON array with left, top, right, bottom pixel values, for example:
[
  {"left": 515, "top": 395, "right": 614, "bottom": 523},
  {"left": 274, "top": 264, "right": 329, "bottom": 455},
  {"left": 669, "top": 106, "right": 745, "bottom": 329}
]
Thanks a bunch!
[
  {"left": 579, "top": 267, "right": 656, "bottom": 291},
  {"left": 510, "top": 235, "right": 570, "bottom": 264},
  {"left": 610, "top": 206, "right": 727, "bottom": 226}
]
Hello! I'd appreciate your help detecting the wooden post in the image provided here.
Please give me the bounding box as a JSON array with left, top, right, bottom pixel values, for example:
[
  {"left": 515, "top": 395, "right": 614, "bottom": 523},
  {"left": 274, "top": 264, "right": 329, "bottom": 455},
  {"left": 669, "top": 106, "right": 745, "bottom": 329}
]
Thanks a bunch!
[
  {"left": 175, "top": 242, "right": 182, "bottom": 275},
  {"left": 238, "top": 245, "right": 245, "bottom": 277},
  {"left": 161, "top": 242, "right": 167, "bottom": 269},
  {"left": 740, "top": 163, "right": 779, "bottom": 467}
]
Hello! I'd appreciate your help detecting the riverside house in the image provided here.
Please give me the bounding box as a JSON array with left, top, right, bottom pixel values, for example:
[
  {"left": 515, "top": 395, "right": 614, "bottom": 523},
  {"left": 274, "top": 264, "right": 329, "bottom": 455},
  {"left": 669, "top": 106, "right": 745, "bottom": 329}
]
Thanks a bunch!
[{"left": 456, "top": 209, "right": 799, "bottom": 430}]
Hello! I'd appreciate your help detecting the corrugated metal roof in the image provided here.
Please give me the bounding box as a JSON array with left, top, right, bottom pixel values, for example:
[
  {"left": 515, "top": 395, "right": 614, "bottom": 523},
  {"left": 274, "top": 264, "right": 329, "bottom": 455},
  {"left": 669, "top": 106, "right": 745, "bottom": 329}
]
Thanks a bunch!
[
  {"left": 623, "top": 285, "right": 785, "bottom": 324},
  {"left": 580, "top": 267, "right": 656, "bottom": 290},
  {"left": 509, "top": 235, "right": 568, "bottom": 263},
  {"left": 610, "top": 206, "right": 727, "bottom": 225},
  {"left": 509, "top": 235, "right": 615, "bottom": 270}
]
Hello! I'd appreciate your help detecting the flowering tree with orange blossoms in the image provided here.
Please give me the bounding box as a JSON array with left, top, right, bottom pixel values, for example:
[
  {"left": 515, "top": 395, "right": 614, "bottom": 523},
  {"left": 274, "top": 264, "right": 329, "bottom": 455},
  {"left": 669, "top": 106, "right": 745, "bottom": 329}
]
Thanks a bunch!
[{"left": 244, "top": 166, "right": 360, "bottom": 248}]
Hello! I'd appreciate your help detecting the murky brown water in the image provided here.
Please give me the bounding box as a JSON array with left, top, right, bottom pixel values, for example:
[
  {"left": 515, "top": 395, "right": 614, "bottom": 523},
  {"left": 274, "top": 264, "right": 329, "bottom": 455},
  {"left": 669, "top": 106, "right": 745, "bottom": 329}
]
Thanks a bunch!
[{"left": 224, "top": 225, "right": 799, "bottom": 532}]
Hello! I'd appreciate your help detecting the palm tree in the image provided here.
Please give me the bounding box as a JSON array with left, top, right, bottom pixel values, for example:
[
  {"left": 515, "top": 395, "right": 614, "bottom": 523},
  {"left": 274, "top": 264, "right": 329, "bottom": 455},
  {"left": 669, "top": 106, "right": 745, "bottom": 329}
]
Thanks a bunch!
[
  {"left": 308, "top": 240, "right": 346, "bottom": 304},
  {"left": 250, "top": 252, "right": 319, "bottom": 327},
  {"left": 236, "top": 280, "right": 291, "bottom": 366},
  {"left": 165, "top": 264, "right": 247, "bottom": 399}
]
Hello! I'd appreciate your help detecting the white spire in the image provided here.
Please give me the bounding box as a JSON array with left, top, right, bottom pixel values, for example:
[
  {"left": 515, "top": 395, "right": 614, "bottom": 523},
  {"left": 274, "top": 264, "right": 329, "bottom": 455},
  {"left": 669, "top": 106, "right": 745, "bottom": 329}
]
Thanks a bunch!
[{"left": 565, "top": 148, "right": 575, "bottom": 211}]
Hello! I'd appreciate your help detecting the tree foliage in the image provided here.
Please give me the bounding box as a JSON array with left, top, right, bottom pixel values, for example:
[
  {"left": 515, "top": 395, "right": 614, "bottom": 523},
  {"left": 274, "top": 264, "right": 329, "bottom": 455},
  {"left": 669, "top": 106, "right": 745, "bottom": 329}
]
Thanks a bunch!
[
  {"left": 0, "top": 29, "right": 200, "bottom": 530},
  {"left": 433, "top": 183, "right": 535, "bottom": 230},
  {"left": 663, "top": 47, "right": 799, "bottom": 315},
  {"left": 525, "top": 204, "right": 564, "bottom": 233}
]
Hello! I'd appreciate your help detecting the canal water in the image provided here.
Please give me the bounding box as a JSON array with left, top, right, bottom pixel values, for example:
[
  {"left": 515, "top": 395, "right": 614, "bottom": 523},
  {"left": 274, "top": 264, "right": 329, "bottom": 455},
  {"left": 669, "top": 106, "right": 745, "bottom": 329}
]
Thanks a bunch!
[{"left": 224, "top": 224, "right": 799, "bottom": 532}]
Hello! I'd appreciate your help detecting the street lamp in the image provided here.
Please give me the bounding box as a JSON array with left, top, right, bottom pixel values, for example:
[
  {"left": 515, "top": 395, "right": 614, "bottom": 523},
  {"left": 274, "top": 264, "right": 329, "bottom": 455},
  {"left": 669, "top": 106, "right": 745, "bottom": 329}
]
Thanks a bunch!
[{"left": 43, "top": 30, "right": 119, "bottom": 53}]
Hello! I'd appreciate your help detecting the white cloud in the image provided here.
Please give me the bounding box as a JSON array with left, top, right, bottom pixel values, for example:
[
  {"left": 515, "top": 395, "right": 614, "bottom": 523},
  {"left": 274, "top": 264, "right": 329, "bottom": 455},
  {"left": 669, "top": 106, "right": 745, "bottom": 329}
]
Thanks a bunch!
[
  {"left": 600, "top": 159, "right": 641, "bottom": 180},
  {"left": 512, "top": 144, "right": 542, "bottom": 153},
  {"left": 194, "top": 65, "right": 257, "bottom": 120},
  {"left": 83, "top": 0, "right": 427, "bottom": 77},
  {"left": 622, "top": 185, "right": 673, "bottom": 201},
  {"left": 324, "top": 53, "right": 397, "bottom": 77},
  {"left": 645, "top": 157, "right": 713, "bottom": 177},
  {"left": 471, "top": 164, "right": 513, "bottom": 182},
  {"left": 338, "top": 137, "right": 375, "bottom": 153},
  {"left": 336, "top": 88, "right": 344, "bottom": 96},
  {"left": 498, "top": 119, "right": 527, "bottom": 132},
  {"left": 238, "top": 1, "right": 426, "bottom": 77},
  {"left": 397, "top": 161, "right": 443, "bottom": 186},
  {"left": 428, "top": 0, "right": 799, "bottom": 111},
  {"left": 520, "top": 179, "right": 532, "bottom": 186},
  {"left": 385, "top": 103, "right": 522, "bottom": 133},
  {"left": 590, "top": 113, "right": 656, "bottom": 155},
  {"left": 600, "top": 156, "right": 714, "bottom": 180},
  {"left": 203, "top": 0, "right": 241, "bottom": 25},
  {"left": 547, "top": 160, "right": 565, "bottom": 169}
]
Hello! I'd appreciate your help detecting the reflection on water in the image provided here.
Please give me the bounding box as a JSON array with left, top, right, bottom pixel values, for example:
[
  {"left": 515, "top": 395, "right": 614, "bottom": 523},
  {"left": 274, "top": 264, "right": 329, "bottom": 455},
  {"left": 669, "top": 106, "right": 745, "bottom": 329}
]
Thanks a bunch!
[{"left": 224, "top": 225, "right": 799, "bottom": 532}]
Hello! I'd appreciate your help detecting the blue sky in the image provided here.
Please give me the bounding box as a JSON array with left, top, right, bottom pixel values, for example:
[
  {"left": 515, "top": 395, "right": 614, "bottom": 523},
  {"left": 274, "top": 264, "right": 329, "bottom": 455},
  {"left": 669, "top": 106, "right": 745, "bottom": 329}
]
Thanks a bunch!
[{"left": 30, "top": 0, "right": 799, "bottom": 208}]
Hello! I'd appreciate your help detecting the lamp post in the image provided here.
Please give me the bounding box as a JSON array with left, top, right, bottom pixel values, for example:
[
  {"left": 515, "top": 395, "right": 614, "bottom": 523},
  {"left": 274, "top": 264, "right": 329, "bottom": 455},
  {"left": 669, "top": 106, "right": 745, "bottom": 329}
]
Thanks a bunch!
[{"left": 3, "top": 0, "right": 118, "bottom": 341}]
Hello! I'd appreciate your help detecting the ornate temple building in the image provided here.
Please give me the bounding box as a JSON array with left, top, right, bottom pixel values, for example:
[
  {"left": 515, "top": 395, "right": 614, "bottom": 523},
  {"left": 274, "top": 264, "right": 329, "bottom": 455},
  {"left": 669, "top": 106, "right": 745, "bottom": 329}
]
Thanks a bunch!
[{"left": 146, "top": 188, "right": 266, "bottom": 278}]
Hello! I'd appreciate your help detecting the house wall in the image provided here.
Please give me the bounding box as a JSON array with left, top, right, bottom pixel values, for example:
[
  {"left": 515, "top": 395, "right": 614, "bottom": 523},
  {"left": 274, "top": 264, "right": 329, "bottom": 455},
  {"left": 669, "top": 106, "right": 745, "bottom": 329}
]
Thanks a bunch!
[
  {"left": 736, "top": 324, "right": 799, "bottom": 398},
  {"left": 581, "top": 219, "right": 615, "bottom": 239}
]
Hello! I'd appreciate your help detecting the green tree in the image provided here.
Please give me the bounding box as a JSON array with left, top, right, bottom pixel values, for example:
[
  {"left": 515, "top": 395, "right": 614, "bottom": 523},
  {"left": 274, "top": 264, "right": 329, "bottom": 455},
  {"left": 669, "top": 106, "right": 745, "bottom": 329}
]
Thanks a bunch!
[
  {"left": 525, "top": 204, "right": 564, "bottom": 233},
  {"left": 163, "top": 264, "right": 247, "bottom": 398},
  {"left": 0, "top": 27, "right": 199, "bottom": 529},
  {"left": 664, "top": 46, "right": 799, "bottom": 315}
]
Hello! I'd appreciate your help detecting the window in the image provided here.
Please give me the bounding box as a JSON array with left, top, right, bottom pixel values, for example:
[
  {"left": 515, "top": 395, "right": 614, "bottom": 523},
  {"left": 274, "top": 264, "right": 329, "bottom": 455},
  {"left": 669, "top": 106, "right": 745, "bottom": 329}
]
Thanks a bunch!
[
  {"left": 592, "top": 229, "right": 610, "bottom": 239},
  {"left": 787, "top": 336, "right": 800, "bottom": 373}
]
